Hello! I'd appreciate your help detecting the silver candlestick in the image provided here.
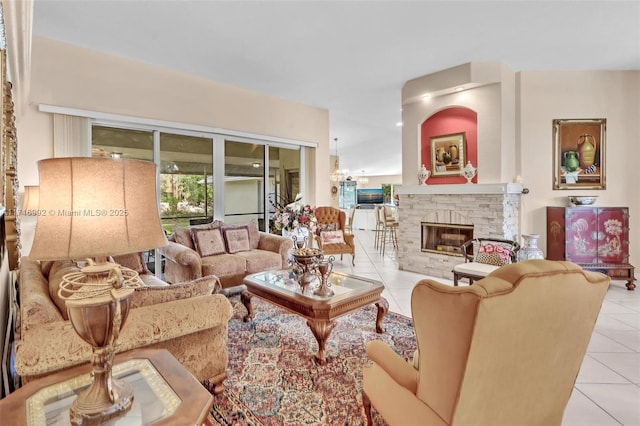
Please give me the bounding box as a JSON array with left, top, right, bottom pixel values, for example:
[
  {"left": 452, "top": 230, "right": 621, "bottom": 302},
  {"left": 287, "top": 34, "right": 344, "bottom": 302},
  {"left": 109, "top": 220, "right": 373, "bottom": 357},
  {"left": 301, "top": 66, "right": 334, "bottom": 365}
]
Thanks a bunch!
[{"left": 314, "top": 255, "right": 335, "bottom": 297}]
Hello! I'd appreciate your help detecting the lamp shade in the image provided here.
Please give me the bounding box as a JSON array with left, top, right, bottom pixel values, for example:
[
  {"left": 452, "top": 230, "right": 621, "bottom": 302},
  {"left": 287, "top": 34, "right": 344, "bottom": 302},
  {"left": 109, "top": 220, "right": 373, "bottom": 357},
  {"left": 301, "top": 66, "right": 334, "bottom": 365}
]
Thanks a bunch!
[
  {"left": 29, "top": 157, "right": 167, "bottom": 261},
  {"left": 21, "top": 185, "right": 40, "bottom": 212}
]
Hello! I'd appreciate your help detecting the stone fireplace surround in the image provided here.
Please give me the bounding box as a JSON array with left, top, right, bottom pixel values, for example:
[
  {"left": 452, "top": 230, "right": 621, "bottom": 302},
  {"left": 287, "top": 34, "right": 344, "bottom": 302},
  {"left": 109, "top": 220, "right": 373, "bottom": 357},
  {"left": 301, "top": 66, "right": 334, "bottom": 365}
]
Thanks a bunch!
[{"left": 395, "top": 183, "right": 523, "bottom": 280}]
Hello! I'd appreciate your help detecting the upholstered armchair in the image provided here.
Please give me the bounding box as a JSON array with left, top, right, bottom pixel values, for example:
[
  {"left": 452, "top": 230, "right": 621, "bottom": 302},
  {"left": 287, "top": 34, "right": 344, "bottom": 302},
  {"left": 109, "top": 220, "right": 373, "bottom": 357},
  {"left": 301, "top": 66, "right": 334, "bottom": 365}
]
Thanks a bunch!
[
  {"left": 313, "top": 206, "right": 356, "bottom": 265},
  {"left": 363, "top": 260, "right": 610, "bottom": 426}
]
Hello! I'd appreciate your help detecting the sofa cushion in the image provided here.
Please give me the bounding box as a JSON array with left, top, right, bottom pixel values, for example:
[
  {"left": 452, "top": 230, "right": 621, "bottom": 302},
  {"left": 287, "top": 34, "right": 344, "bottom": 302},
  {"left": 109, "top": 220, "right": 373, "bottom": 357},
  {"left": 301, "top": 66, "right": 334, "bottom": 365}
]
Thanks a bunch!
[
  {"left": 223, "top": 226, "right": 251, "bottom": 254},
  {"left": 139, "top": 274, "right": 170, "bottom": 287},
  {"left": 41, "top": 260, "right": 56, "bottom": 278},
  {"left": 321, "top": 230, "right": 345, "bottom": 245},
  {"left": 19, "top": 261, "right": 64, "bottom": 331},
  {"left": 235, "top": 249, "right": 283, "bottom": 273},
  {"left": 130, "top": 276, "right": 220, "bottom": 308},
  {"left": 174, "top": 225, "right": 196, "bottom": 250},
  {"left": 201, "top": 254, "right": 247, "bottom": 277},
  {"left": 192, "top": 228, "right": 227, "bottom": 257},
  {"left": 112, "top": 252, "right": 151, "bottom": 275},
  {"left": 48, "top": 261, "right": 81, "bottom": 320},
  {"left": 453, "top": 261, "right": 499, "bottom": 277}
]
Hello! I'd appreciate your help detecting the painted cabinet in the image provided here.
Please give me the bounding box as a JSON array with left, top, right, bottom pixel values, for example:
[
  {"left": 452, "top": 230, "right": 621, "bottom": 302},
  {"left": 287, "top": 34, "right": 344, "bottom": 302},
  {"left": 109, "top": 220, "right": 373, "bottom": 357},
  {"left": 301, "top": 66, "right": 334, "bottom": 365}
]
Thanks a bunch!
[{"left": 547, "top": 206, "right": 635, "bottom": 290}]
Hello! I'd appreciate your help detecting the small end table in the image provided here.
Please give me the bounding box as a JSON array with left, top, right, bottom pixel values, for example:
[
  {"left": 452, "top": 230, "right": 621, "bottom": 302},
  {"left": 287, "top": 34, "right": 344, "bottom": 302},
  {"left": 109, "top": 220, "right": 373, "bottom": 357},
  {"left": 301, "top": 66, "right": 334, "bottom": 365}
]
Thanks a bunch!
[{"left": 0, "top": 348, "right": 214, "bottom": 425}]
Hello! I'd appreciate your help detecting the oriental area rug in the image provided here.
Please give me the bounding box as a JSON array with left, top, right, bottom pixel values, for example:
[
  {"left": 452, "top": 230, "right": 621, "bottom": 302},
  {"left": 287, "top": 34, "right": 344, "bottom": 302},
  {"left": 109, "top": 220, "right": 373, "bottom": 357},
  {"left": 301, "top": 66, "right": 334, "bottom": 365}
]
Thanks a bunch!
[{"left": 204, "top": 296, "right": 417, "bottom": 426}]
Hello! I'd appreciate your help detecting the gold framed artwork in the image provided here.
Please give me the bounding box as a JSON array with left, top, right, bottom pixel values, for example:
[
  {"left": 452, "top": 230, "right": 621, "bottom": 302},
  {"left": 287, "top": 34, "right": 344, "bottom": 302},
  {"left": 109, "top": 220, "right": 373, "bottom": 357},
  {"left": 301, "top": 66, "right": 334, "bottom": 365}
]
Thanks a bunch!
[
  {"left": 553, "top": 118, "right": 606, "bottom": 190},
  {"left": 430, "top": 132, "right": 466, "bottom": 177}
]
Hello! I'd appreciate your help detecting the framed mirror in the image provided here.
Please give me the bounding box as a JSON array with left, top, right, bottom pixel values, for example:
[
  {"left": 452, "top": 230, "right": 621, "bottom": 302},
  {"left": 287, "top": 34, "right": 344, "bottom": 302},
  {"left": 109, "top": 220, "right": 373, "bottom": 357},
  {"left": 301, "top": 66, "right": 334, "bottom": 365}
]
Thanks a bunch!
[
  {"left": 430, "top": 132, "right": 466, "bottom": 177},
  {"left": 553, "top": 118, "right": 606, "bottom": 190}
]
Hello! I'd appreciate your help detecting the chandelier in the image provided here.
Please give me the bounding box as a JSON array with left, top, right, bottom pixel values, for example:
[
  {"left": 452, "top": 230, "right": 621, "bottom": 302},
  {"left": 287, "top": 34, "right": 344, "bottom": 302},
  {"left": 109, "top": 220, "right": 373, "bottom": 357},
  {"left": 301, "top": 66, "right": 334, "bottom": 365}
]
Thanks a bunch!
[
  {"left": 329, "top": 138, "right": 346, "bottom": 182},
  {"left": 357, "top": 170, "right": 369, "bottom": 185}
]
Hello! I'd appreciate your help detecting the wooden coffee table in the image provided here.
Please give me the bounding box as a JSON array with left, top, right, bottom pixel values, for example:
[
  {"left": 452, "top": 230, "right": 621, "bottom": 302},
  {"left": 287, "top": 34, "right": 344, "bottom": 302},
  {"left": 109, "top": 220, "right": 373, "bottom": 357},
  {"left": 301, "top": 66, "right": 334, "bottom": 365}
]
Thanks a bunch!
[
  {"left": 0, "top": 348, "right": 213, "bottom": 425},
  {"left": 242, "top": 269, "right": 388, "bottom": 365}
]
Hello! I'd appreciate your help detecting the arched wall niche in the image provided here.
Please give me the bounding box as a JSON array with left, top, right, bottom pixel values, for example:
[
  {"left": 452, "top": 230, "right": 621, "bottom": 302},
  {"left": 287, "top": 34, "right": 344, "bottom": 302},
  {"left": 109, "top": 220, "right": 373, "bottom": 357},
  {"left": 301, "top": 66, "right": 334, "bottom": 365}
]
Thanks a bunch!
[{"left": 420, "top": 106, "right": 477, "bottom": 184}]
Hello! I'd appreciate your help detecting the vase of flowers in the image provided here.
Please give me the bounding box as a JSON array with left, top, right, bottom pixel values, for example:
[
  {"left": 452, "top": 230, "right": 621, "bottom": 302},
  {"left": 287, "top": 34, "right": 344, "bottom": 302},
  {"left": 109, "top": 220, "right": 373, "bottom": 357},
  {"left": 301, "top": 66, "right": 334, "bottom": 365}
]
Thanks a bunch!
[{"left": 271, "top": 193, "right": 316, "bottom": 236}]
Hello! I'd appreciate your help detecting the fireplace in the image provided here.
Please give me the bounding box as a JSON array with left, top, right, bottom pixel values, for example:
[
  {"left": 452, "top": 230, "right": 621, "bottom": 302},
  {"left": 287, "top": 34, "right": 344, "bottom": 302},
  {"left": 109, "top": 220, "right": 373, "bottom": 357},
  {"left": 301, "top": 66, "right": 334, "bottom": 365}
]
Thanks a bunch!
[
  {"left": 421, "top": 222, "right": 473, "bottom": 256},
  {"left": 395, "top": 183, "right": 523, "bottom": 279}
]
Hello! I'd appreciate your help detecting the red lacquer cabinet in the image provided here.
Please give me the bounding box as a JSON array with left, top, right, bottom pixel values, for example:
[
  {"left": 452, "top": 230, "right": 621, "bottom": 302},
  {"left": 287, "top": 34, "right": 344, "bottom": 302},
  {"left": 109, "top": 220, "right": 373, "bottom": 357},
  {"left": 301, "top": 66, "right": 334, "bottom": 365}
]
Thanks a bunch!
[{"left": 547, "top": 206, "right": 636, "bottom": 290}]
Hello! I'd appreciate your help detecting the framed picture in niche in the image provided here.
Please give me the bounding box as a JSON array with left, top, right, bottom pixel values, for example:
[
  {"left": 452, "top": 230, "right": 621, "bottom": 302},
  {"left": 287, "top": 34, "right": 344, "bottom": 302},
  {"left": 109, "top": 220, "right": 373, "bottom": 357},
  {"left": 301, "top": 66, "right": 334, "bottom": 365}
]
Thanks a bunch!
[
  {"left": 553, "top": 118, "right": 606, "bottom": 190},
  {"left": 430, "top": 132, "right": 466, "bottom": 177}
]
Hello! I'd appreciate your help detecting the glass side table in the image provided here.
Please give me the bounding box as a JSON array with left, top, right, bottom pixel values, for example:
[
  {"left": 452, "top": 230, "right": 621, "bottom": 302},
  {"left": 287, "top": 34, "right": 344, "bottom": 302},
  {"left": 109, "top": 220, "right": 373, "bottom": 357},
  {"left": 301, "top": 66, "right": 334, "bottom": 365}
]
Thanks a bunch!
[
  {"left": 0, "top": 349, "right": 214, "bottom": 426},
  {"left": 27, "top": 359, "right": 180, "bottom": 425}
]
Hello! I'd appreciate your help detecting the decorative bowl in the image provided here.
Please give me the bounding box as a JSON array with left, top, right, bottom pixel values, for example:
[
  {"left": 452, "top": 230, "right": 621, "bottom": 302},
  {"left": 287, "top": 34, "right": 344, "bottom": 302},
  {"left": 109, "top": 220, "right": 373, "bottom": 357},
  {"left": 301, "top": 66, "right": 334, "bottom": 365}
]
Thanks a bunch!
[{"left": 568, "top": 196, "right": 598, "bottom": 206}]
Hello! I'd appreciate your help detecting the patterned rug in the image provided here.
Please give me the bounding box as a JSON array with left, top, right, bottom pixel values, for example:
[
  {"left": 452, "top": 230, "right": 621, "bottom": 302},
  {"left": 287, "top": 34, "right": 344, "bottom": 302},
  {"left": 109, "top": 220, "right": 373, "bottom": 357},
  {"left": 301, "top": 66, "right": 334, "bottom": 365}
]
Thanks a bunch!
[{"left": 205, "top": 296, "right": 417, "bottom": 426}]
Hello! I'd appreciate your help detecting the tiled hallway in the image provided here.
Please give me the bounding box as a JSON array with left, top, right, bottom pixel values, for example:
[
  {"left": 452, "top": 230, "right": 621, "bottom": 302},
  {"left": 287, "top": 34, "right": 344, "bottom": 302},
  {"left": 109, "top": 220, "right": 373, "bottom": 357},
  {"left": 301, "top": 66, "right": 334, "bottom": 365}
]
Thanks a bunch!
[{"left": 332, "top": 229, "right": 640, "bottom": 426}]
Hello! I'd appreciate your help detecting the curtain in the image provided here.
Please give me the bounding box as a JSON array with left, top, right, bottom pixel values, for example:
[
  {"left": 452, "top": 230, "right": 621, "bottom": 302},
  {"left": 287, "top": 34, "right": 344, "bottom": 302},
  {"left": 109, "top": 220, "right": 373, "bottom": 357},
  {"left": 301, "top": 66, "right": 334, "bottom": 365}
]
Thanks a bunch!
[{"left": 53, "top": 114, "right": 91, "bottom": 157}]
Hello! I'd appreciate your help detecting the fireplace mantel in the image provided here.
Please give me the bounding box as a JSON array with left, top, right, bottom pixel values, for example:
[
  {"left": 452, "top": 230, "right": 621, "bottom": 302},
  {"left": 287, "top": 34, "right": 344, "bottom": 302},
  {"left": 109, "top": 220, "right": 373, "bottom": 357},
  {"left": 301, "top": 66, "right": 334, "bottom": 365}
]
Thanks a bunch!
[{"left": 396, "top": 183, "right": 524, "bottom": 195}]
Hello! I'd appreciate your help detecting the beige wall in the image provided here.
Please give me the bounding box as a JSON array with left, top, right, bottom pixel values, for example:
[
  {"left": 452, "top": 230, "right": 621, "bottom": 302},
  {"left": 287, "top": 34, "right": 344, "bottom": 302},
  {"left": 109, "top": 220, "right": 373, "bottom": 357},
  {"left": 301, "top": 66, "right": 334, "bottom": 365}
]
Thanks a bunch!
[
  {"left": 18, "top": 36, "right": 331, "bottom": 207},
  {"left": 518, "top": 70, "right": 640, "bottom": 268},
  {"left": 402, "top": 65, "right": 640, "bottom": 269}
]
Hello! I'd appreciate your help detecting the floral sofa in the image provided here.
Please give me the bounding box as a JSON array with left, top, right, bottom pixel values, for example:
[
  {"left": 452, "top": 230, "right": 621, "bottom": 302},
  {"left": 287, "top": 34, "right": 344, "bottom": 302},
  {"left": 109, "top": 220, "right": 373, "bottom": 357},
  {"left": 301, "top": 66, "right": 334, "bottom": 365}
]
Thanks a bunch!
[
  {"left": 159, "top": 219, "right": 293, "bottom": 290},
  {"left": 15, "top": 253, "right": 233, "bottom": 394}
]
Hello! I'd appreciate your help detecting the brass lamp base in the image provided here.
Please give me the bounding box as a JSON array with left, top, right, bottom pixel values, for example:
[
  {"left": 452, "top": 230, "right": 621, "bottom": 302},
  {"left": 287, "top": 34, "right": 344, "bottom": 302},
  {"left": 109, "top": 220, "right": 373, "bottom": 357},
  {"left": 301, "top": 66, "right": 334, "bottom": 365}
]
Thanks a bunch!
[
  {"left": 70, "top": 376, "right": 134, "bottom": 426},
  {"left": 60, "top": 262, "right": 140, "bottom": 426}
]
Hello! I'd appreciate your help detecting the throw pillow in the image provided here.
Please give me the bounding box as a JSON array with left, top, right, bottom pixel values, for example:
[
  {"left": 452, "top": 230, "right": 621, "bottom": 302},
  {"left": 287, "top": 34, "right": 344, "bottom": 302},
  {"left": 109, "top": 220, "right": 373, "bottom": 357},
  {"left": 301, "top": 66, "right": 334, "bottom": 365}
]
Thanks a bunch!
[
  {"left": 111, "top": 252, "right": 150, "bottom": 275},
  {"left": 475, "top": 243, "right": 512, "bottom": 266},
  {"left": 320, "top": 230, "right": 345, "bottom": 245},
  {"left": 316, "top": 223, "right": 338, "bottom": 236},
  {"left": 173, "top": 225, "right": 195, "bottom": 250},
  {"left": 223, "top": 226, "right": 251, "bottom": 254},
  {"left": 174, "top": 222, "right": 222, "bottom": 251},
  {"left": 474, "top": 252, "right": 505, "bottom": 267},
  {"left": 130, "top": 276, "right": 221, "bottom": 308},
  {"left": 191, "top": 228, "right": 227, "bottom": 257},
  {"left": 222, "top": 221, "right": 260, "bottom": 250}
]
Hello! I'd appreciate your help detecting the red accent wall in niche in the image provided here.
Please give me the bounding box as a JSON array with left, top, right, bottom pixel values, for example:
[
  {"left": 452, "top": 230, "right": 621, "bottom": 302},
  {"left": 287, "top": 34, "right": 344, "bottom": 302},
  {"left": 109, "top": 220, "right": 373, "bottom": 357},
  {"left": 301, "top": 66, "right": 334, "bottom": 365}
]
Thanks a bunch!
[{"left": 421, "top": 107, "right": 478, "bottom": 184}]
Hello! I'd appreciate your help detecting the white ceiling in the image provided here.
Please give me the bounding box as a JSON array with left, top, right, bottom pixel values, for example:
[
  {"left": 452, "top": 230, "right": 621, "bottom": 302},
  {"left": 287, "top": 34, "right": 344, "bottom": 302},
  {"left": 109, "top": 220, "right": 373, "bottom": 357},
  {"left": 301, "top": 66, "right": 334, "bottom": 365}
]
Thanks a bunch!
[{"left": 32, "top": 0, "right": 640, "bottom": 177}]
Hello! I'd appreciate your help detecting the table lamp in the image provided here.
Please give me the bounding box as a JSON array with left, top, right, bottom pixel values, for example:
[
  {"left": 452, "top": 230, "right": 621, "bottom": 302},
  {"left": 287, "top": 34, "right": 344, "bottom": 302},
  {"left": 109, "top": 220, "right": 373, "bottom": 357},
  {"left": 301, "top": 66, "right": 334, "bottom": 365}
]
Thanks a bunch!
[
  {"left": 21, "top": 185, "right": 40, "bottom": 214},
  {"left": 28, "top": 157, "right": 167, "bottom": 425}
]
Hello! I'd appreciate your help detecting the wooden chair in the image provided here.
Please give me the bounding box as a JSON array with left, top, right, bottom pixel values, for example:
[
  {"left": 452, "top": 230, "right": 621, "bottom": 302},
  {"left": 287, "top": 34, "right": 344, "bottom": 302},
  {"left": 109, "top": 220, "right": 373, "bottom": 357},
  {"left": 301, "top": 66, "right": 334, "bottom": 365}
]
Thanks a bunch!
[
  {"left": 313, "top": 206, "right": 356, "bottom": 265},
  {"left": 452, "top": 237, "right": 520, "bottom": 285},
  {"left": 344, "top": 207, "right": 356, "bottom": 234}
]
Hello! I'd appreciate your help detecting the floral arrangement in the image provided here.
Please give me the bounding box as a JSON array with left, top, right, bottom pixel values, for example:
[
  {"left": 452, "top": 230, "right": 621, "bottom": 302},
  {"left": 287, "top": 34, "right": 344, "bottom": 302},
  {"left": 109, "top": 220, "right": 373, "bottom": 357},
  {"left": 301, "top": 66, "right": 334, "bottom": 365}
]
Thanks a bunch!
[{"left": 271, "top": 193, "right": 316, "bottom": 234}]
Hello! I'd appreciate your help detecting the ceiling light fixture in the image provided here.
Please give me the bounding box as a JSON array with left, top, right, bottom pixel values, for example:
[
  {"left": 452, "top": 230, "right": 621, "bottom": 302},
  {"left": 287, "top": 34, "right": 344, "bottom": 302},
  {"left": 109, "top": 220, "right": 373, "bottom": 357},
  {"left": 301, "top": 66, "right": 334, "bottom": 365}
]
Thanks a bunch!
[
  {"left": 396, "top": 122, "right": 403, "bottom": 127},
  {"left": 252, "top": 162, "right": 261, "bottom": 168},
  {"left": 330, "top": 138, "right": 345, "bottom": 182},
  {"left": 357, "top": 170, "right": 369, "bottom": 185}
]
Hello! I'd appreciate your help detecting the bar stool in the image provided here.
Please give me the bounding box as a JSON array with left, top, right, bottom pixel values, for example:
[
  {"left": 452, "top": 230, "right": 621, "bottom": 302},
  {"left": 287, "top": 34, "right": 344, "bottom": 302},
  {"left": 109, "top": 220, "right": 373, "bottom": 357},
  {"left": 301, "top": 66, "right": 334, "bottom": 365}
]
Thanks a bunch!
[{"left": 377, "top": 205, "right": 398, "bottom": 256}]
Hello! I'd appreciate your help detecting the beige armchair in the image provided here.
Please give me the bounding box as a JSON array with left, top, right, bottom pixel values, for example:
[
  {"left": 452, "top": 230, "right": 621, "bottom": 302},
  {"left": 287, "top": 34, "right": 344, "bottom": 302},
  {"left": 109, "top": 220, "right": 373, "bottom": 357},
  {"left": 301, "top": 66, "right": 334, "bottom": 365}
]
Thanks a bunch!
[{"left": 363, "top": 260, "right": 610, "bottom": 426}]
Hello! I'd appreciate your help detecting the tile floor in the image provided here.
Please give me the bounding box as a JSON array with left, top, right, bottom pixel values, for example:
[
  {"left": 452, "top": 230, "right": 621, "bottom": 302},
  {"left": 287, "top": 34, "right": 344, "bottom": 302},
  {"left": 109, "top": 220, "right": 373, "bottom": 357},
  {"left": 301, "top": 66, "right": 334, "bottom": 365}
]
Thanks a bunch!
[{"left": 332, "top": 229, "right": 640, "bottom": 426}]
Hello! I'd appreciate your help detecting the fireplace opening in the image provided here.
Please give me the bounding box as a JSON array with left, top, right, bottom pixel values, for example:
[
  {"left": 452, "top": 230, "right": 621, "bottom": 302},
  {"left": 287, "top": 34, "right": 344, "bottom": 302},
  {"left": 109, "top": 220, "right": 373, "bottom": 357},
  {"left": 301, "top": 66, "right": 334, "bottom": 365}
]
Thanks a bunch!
[{"left": 421, "top": 222, "right": 474, "bottom": 256}]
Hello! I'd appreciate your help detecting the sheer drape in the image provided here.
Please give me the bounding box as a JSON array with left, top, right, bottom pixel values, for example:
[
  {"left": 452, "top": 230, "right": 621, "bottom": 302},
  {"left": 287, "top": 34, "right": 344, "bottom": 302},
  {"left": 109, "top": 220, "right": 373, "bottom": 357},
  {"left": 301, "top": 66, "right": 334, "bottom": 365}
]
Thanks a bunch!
[{"left": 53, "top": 114, "right": 90, "bottom": 157}]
